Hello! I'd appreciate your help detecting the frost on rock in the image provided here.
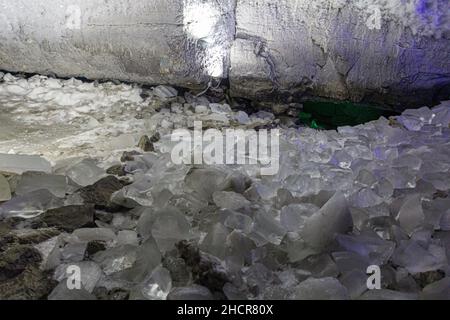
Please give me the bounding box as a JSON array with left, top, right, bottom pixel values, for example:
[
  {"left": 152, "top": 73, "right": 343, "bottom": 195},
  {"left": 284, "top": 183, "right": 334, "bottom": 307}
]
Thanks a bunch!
[{"left": 0, "top": 75, "right": 450, "bottom": 300}]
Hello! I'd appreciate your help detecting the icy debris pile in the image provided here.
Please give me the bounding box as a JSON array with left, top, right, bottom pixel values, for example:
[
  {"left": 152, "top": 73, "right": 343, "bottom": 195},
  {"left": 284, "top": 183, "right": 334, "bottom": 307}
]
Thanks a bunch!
[
  {"left": 0, "top": 73, "right": 284, "bottom": 162},
  {"left": 1, "top": 76, "right": 450, "bottom": 300}
]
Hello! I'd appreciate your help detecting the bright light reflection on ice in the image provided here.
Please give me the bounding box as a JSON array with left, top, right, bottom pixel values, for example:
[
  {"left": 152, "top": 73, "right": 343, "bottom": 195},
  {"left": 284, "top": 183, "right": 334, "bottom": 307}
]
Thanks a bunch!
[
  {"left": 183, "top": 0, "right": 225, "bottom": 78},
  {"left": 183, "top": 1, "right": 219, "bottom": 41}
]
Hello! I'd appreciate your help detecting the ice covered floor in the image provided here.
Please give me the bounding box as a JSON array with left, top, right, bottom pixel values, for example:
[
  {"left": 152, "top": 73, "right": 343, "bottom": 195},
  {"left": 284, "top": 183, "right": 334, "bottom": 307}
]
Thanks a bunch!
[{"left": 0, "top": 72, "right": 449, "bottom": 300}]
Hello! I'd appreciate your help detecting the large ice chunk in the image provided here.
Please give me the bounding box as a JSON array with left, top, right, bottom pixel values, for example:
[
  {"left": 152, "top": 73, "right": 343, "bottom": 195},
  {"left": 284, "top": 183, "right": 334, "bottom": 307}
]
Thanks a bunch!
[
  {"left": 15, "top": 172, "right": 72, "bottom": 198},
  {"left": 336, "top": 232, "right": 395, "bottom": 265},
  {"left": 130, "top": 266, "right": 172, "bottom": 300},
  {"left": 151, "top": 207, "right": 192, "bottom": 252},
  {"left": 396, "top": 195, "right": 425, "bottom": 235},
  {"left": 392, "top": 241, "right": 447, "bottom": 274},
  {"left": 0, "top": 189, "right": 64, "bottom": 219},
  {"left": 0, "top": 154, "right": 51, "bottom": 174},
  {"left": 63, "top": 159, "right": 105, "bottom": 187}
]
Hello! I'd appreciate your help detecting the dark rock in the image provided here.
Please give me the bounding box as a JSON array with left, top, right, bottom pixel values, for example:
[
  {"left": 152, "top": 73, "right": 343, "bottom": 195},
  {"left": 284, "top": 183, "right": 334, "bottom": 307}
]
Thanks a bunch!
[
  {"left": 433, "top": 190, "right": 448, "bottom": 200},
  {"left": 0, "top": 245, "right": 42, "bottom": 281},
  {"left": 8, "top": 228, "right": 61, "bottom": 245},
  {"left": 414, "top": 271, "right": 446, "bottom": 289},
  {"left": 162, "top": 255, "right": 191, "bottom": 287},
  {"left": 0, "top": 265, "right": 57, "bottom": 300},
  {"left": 176, "top": 241, "right": 230, "bottom": 295},
  {"left": 120, "top": 151, "right": 141, "bottom": 162},
  {"left": 137, "top": 135, "right": 154, "bottom": 152},
  {"left": 150, "top": 132, "right": 161, "bottom": 143},
  {"left": 85, "top": 241, "right": 107, "bottom": 258},
  {"left": 76, "top": 176, "right": 125, "bottom": 211},
  {"left": 0, "top": 221, "right": 12, "bottom": 238},
  {"left": 39, "top": 205, "right": 95, "bottom": 232},
  {"left": 106, "top": 164, "right": 126, "bottom": 177},
  {"left": 94, "top": 210, "right": 113, "bottom": 224}
]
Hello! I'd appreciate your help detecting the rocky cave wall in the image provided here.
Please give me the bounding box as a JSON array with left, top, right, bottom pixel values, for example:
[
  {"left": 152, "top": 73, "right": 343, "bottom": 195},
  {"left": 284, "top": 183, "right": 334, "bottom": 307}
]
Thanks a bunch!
[{"left": 0, "top": 0, "right": 449, "bottom": 110}]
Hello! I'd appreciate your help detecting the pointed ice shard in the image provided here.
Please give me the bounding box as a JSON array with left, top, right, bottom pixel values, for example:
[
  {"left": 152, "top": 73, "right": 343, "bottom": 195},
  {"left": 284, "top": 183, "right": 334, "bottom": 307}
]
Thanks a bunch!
[{"left": 301, "top": 192, "right": 352, "bottom": 251}]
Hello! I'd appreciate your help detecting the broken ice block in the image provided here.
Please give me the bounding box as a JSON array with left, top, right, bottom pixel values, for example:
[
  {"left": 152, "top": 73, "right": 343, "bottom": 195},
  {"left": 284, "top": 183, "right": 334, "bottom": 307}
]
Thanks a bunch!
[
  {"left": 92, "top": 244, "right": 138, "bottom": 276},
  {"left": 249, "top": 211, "right": 286, "bottom": 246},
  {"left": 213, "top": 191, "right": 251, "bottom": 210},
  {"left": 200, "top": 223, "right": 230, "bottom": 259},
  {"left": 349, "top": 188, "right": 384, "bottom": 208},
  {"left": 185, "top": 168, "right": 229, "bottom": 201},
  {"left": 422, "top": 172, "right": 450, "bottom": 191},
  {"left": 15, "top": 172, "right": 72, "bottom": 198},
  {"left": 119, "top": 238, "right": 162, "bottom": 283},
  {"left": 396, "top": 195, "right": 425, "bottom": 235},
  {"left": 117, "top": 230, "right": 139, "bottom": 246},
  {"left": 224, "top": 211, "right": 253, "bottom": 233},
  {"left": 431, "top": 102, "right": 450, "bottom": 127},
  {"left": 336, "top": 232, "right": 395, "bottom": 265},
  {"left": 0, "top": 174, "right": 11, "bottom": 202},
  {"left": 329, "top": 150, "right": 353, "bottom": 169},
  {"left": 151, "top": 207, "right": 192, "bottom": 252},
  {"left": 210, "top": 103, "right": 232, "bottom": 114},
  {"left": 281, "top": 203, "right": 319, "bottom": 232},
  {"left": 61, "top": 242, "right": 87, "bottom": 263},
  {"left": 64, "top": 159, "right": 105, "bottom": 187},
  {"left": 0, "top": 154, "right": 51, "bottom": 174},
  {"left": 301, "top": 192, "right": 352, "bottom": 251},
  {"left": 392, "top": 241, "right": 447, "bottom": 274},
  {"left": 292, "top": 277, "right": 349, "bottom": 300},
  {"left": 340, "top": 270, "right": 369, "bottom": 299},
  {"left": 234, "top": 111, "right": 250, "bottom": 124},
  {"left": 0, "top": 189, "right": 64, "bottom": 219},
  {"left": 131, "top": 266, "right": 172, "bottom": 300},
  {"left": 349, "top": 203, "right": 391, "bottom": 231},
  {"left": 397, "top": 107, "right": 434, "bottom": 131}
]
